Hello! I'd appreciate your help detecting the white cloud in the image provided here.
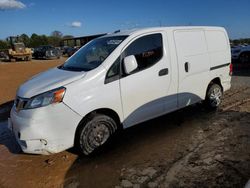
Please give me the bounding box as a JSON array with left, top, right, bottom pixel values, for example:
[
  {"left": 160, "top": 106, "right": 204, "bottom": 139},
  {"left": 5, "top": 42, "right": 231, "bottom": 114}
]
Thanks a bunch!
[
  {"left": 71, "top": 21, "right": 82, "bottom": 28},
  {"left": 0, "top": 0, "right": 26, "bottom": 10}
]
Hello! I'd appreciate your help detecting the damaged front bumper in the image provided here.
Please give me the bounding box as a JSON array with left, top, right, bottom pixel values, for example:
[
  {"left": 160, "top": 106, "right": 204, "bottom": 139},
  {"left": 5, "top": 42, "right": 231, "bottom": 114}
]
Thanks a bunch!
[{"left": 9, "top": 103, "right": 82, "bottom": 155}]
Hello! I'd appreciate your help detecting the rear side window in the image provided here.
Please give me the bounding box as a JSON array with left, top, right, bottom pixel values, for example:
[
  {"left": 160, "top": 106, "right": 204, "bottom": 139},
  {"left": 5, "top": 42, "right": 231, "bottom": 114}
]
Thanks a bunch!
[
  {"left": 205, "top": 31, "right": 228, "bottom": 52},
  {"left": 123, "top": 33, "right": 163, "bottom": 73}
]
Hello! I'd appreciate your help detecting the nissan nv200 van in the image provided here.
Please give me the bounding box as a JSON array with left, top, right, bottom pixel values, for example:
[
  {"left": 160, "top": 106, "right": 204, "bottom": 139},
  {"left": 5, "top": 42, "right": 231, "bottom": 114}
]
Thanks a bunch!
[{"left": 9, "top": 27, "right": 232, "bottom": 155}]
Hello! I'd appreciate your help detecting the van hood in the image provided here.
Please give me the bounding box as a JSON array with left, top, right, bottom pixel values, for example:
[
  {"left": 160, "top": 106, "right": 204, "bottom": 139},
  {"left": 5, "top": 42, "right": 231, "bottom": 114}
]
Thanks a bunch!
[{"left": 17, "top": 67, "right": 86, "bottom": 98}]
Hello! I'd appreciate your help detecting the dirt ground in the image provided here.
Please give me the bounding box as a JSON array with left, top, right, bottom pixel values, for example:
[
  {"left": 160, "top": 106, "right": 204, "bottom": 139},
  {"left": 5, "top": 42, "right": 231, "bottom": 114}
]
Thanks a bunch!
[
  {"left": 0, "top": 59, "right": 249, "bottom": 188},
  {"left": 0, "top": 58, "right": 66, "bottom": 105}
]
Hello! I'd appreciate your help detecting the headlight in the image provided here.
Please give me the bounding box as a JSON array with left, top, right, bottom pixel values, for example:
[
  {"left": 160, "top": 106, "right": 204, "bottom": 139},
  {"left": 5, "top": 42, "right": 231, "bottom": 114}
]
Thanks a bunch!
[{"left": 24, "top": 87, "right": 66, "bottom": 109}]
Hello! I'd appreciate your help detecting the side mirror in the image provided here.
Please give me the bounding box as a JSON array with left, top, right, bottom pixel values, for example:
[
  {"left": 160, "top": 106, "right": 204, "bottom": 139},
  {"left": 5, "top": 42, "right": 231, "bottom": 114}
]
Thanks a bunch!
[{"left": 123, "top": 55, "right": 138, "bottom": 74}]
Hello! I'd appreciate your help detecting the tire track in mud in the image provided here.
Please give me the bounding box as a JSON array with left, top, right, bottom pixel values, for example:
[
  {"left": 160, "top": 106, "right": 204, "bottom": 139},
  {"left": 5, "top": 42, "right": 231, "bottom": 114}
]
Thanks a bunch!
[
  {"left": 145, "top": 111, "right": 249, "bottom": 187},
  {"left": 117, "top": 87, "right": 250, "bottom": 187},
  {"left": 221, "top": 87, "right": 250, "bottom": 111},
  {"left": 223, "top": 87, "right": 249, "bottom": 98},
  {"left": 157, "top": 87, "right": 250, "bottom": 187}
]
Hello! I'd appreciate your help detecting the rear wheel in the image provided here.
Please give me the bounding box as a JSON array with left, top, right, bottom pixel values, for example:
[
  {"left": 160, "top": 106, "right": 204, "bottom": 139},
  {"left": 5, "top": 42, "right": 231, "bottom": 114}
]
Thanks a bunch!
[
  {"left": 76, "top": 114, "right": 117, "bottom": 155},
  {"left": 205, "top": 84, "right": 223, "bottom": 109}
]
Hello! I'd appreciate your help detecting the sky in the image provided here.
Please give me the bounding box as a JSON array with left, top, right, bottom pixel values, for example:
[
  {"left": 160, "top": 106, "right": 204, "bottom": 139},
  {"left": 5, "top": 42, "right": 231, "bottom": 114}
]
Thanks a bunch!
[{"left": 0, "top": 0, "right": 250, "bottom": 40}]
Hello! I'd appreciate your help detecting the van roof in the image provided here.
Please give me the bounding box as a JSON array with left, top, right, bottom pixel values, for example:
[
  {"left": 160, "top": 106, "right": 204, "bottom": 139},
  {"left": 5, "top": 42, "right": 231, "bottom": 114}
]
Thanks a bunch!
[{"left": 104, "top": 26, "right": 226, "bottom": 37}]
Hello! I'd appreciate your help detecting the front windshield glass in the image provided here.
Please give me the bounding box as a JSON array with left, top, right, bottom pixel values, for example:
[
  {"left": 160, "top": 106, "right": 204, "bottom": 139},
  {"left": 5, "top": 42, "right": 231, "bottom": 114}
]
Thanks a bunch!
[{"left": 60, "top": 36, "right": 127, "bottom": 71}]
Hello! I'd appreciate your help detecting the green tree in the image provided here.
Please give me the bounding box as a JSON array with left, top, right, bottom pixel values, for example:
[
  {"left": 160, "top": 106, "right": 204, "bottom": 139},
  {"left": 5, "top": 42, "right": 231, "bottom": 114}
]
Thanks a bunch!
[
  {"left": 30, "top": 33, "right": 48, "bottom": 48},
  {"left": 47, "top": 36, "right": 61, "bottom": 47},
  {"left": 0, "top": 40, "right": 8, "bottom": 50},
  {"left": 231, "top": 38, "right": 250, "bottom": 46},
  {"left": 40, "top": 35, "right": 49, "bottom": 45},
  {"left": 30, "top": 33, "right": 39, "bottom": 47},
  {"left": 19, "top": 34, "right": 30, "bottom": 47},
  {"left": 48, "top": 31, "right": 63, "bottom": 46}
]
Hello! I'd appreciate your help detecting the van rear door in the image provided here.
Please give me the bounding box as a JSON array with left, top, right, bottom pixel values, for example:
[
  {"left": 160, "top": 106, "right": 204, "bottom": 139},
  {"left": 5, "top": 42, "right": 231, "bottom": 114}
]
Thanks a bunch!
[{"left": 174, "top": 29, "right": 210, "bottom": 108}]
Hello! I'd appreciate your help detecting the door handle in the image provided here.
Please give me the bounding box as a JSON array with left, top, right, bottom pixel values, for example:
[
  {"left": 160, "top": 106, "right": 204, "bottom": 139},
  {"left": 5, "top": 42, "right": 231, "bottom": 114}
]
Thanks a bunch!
[
  {"left": 159, "top": 68, "right": 169, "bottom": 76},
  {"left": 185, "top": 62, "right": 189, "bottom": 72}
]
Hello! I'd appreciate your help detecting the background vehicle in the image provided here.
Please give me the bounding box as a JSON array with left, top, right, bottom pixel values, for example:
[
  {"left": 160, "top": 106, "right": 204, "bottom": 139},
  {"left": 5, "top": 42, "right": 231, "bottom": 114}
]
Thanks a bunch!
[
  {"left": 33, "top": 45, "right": 61, "bottom": 59},
  {"left": 62, "top": 46, "right": 70, "bottom": 55},
  {"left": 0, "top": 51, "right": 7, "bottom": 59},
  {"left": 30, "top": 48, "right": 34, "bottom": 55},
  {"left": 67, "top": 46, "right": 80, "bottom": 57},
  {"left": 6, "top": 36, "right": 32, "bottom": 61},
  {"left": 231, "top": 45, "right": 250, "bottom": 63},
  {"left": 10, "top": 27, "right": 231, "bottom": 156}
]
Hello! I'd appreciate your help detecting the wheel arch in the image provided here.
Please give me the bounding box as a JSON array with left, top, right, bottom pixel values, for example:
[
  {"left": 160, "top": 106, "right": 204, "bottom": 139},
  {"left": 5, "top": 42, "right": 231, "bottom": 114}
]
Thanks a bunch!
[
  {"left": 74, "top": 108, "right": 122, "bottom": 147},
  {"left": 206, "top": 77, "right": 223, "bottom": 96}
]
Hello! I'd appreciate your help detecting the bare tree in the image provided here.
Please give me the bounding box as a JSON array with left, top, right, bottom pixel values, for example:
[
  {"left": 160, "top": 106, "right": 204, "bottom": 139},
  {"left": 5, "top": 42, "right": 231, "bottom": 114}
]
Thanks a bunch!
[{"left": 51, "top": 30, "right": 63, "bottom": 38}]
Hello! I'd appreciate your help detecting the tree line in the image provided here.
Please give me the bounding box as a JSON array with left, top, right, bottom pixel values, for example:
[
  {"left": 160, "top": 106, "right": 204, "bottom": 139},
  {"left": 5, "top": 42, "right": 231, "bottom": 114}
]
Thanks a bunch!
[
  {"left": 0, "top": 30, "right": 249, "bottom": 50},
  {"left": 230, "top": 38, "right": 250, "bottom": 46},
  {"left": 0, "top": 31, "right": 74, "bottom": 50}
]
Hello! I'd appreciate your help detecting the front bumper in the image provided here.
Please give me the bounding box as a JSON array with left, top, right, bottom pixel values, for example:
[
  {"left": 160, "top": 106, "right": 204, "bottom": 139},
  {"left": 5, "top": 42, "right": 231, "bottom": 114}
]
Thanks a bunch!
[{"left": 9, "top": 102, "right": 82, "bottom": 155}]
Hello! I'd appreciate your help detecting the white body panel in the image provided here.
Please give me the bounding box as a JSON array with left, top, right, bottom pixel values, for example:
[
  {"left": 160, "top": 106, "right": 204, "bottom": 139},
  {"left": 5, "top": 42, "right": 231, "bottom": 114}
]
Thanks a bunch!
[
  {"left": 10, "top": 26, "right": 231, "bottom": 154},
  {"left": 10, "top": 103, "right": 82, "bottom": 154},
  {"left": 18, "top": 67, "right": 85, "bottom": 98},
  {"left": 174, "top": 29, "right": 210, "bottom": 107},
  {"left": 120, "top": 31, "right": 176, "bottom": 128}
]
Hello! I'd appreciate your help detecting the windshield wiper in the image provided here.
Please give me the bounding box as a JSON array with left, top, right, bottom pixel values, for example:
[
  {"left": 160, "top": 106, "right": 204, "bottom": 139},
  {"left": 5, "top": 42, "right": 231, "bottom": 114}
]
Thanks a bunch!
[{"left": 58, "top": 65, "right": 89, "bottom": 72}]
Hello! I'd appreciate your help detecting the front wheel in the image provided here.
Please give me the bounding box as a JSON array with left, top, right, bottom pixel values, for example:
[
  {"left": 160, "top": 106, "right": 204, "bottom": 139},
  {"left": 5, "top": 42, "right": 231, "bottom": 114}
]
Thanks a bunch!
[
  {"left": 76, "top": 114, "right": 117, "bottom": 155},
  {"left": 205, "top": 84, "right": 223, "bottom": 109}
]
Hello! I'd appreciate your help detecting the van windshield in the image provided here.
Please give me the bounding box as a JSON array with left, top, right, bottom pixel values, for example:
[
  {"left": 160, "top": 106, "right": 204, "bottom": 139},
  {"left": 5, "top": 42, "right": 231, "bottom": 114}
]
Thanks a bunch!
[{"left": 59, "top": 36, "right": 127, "bottom": 72}]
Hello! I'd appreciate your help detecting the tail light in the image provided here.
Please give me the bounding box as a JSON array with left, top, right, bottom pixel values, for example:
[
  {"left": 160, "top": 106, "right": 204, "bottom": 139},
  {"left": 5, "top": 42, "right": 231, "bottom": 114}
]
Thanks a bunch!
[{"left": 229, "top": 63, "right": 233, "bottom": 76}]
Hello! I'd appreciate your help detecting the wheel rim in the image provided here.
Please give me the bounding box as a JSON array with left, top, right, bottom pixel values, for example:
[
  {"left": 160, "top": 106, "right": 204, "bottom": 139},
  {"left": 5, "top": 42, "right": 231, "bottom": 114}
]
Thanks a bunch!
[
  {"left": 89, "top": 123, "right": 110, "bottom": 146},
  {"left": 80, "top": 121, "right": 112, "bottom": 155},
  {"left": 209, "top": 87, "right": 222, "bottom": 107}
]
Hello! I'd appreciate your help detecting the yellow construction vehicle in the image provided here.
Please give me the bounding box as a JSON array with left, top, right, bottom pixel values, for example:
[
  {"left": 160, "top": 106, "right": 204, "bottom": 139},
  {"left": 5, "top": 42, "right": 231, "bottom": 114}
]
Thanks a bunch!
[{"left": 7, "top": 36, "right": 32, "bottom": 61}]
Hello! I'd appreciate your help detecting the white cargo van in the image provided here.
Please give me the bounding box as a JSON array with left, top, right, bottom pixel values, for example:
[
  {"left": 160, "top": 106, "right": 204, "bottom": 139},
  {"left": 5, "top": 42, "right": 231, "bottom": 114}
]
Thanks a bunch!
[{"left": 9, "top": 27, "right": 232, "bottom": 155}]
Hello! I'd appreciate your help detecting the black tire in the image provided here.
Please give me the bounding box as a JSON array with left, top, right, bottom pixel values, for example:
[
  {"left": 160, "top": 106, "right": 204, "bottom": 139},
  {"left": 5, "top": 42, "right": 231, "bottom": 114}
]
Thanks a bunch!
[
  {"left": 205, "top": 84, "right": 223, "bottom": 109},
  {"left": 76, "top": 114, "right": 117, "bottom": 155}
]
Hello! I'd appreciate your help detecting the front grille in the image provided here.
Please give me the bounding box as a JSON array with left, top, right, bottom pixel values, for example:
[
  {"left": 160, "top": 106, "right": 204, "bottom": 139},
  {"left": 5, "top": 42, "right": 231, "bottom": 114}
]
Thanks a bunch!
[{"left": 15, "top": 97, "right": 28, "bottom": 111}]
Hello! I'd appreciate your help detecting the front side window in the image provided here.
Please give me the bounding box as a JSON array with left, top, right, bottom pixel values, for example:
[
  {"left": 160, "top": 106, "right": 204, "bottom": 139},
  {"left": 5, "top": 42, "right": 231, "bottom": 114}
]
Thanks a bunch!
[
  {"left": 123, "top": 33, "right": 163, "bottom": 74},
  {"left": 60, "top": 36, "right": 127, "bottom": 72}
]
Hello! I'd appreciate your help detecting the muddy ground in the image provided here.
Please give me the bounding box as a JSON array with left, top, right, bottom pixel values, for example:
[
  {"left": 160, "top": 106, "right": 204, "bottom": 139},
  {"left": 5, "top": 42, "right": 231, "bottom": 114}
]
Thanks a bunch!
[
  {"left": 0, "top": 58, "right": 65, "bottom": 105},
  {"left": 0, "top": 59, "right": 249, "bottom": 188}
]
